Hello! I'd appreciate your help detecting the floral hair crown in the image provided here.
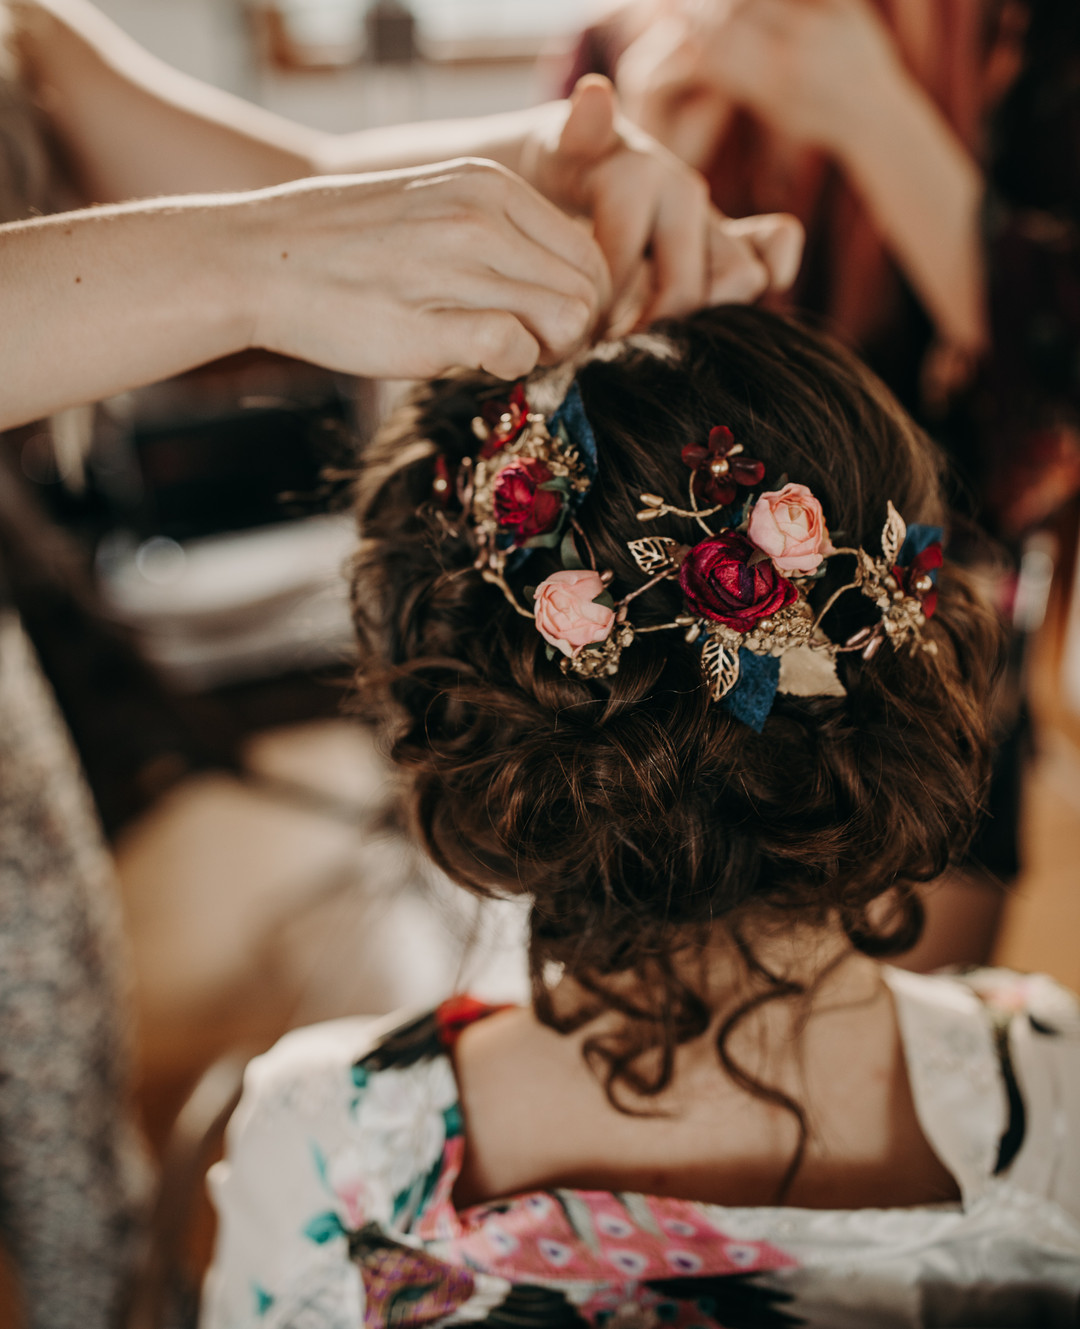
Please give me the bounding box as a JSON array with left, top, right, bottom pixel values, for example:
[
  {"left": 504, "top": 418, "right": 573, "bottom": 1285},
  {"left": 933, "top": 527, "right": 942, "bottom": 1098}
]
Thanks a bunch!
[{"left": 431, "top": 381, "right": 942, "bottom": 731}]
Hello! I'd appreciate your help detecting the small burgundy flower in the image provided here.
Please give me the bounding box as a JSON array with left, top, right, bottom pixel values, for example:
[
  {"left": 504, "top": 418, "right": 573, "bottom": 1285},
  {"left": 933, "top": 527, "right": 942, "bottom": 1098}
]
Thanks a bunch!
[
  {"left": 681, "top": 426, "right": 766, "bottom": 507},
  {"left": 480, "top": 382, "right": 529, "bottom": 457},
  {"left": 679, "top": 531, "right": 797, "bottom": 630},
  {"left": 895, "top": 542, "right": 943, "bottom": 619},
  {"left": 493, "top": 458, "right": 564, "bottom": 544}
]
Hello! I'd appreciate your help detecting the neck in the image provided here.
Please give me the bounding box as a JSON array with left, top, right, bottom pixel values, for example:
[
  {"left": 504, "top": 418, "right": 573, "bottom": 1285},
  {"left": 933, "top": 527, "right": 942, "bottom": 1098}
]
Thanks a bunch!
[{"left": 543, "top": 914, "right": 871, "bottom": 1042}]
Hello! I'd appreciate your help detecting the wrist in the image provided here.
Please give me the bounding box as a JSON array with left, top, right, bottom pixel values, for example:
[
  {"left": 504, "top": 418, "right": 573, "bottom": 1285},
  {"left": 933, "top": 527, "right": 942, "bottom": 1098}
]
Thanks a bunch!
[
  {"left": 174, "top": 192, "right": 260, "bottom": 355},
  {"left": 220, "top": 183, "right": 303, "bottom": 355}
]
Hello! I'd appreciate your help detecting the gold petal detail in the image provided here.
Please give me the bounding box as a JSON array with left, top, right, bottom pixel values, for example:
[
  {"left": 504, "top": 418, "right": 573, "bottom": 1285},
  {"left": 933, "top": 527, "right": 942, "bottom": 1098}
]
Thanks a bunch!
[
  {"left": 777, "top": 645, "right": 847, "bottom": 698},
  {"left": 881, "top": 501, "right": 907, "bottom": 567},
  {"left": 627, "top": 536, "right": 679, "bottom": 575},
  {"left": 701, "top": 632, "right": 741, "bottom": 701}
]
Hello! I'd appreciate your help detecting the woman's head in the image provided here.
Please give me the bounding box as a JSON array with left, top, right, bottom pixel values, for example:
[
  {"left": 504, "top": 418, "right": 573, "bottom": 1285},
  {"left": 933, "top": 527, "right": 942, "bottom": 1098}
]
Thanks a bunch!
[{"left": 351, "top": 306, "right": 1002, "bottom": 1029}]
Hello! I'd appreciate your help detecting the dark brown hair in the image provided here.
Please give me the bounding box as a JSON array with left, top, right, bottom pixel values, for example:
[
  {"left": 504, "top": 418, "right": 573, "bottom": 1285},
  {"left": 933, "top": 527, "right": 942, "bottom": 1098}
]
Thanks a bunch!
[{"left": 350, "top": 306, "right": 1004, "bottom": 1159}]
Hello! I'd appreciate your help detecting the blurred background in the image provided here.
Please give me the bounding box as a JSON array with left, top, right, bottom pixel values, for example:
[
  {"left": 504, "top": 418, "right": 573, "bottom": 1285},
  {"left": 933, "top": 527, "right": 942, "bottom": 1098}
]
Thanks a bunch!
[
  {"left": 1, "top": 0, "right": 1077, "bottom": 1322},
  {"left": 8, "top": 0, "right": 586, "bottom": 1153}
]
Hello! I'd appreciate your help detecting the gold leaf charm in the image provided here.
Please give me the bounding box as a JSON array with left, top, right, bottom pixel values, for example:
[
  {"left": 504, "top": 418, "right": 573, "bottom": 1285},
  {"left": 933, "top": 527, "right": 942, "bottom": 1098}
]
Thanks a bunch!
[
  {"left": 701, "top": 632, "right": 740, "bottom": 701},
  {"left": 881, "top": 501, "right": 907, "bottom": 567},
  {"left": 627, "top": 536, "right": 679, "bottom": 575}
]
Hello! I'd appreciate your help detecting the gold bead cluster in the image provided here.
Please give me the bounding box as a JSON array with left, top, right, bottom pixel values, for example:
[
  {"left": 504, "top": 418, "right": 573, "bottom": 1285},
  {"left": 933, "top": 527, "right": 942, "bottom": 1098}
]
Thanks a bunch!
[
  {"left": 560, "top": 625, "right": 636, "bottom": 679},
  {"left": 700, "top": 599, "right": 816, "bottom": 657}
]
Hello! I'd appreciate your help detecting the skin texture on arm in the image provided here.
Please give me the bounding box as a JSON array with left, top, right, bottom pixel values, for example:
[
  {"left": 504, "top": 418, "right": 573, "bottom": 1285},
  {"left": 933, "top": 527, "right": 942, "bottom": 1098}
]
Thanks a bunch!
[
  {"left": 8, "top": 0, "right": 317, "bottom": 199},
  {"left": 9, "top": 0, "right": 800, "bottom": 320},
  {"left": 12, "top": 0, "right": 621, "bottom": 200},
  {"left": 0, "top": 198, "right": 253, "bottom": 424},
  {"left": 829, "top": 58, "right": 986, "bottom": 353},
  {"left": 1, "top": 0, "right": 803, "bottom": 430},
  {"left": 0, "top": 163, "right": 611, "bottom": 430}
]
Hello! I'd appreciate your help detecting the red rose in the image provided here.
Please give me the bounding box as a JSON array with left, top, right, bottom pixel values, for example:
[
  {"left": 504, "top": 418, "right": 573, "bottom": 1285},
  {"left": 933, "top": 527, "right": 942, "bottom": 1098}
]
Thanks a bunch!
[
  {"left": 679, "top": 531, "right": 798, "bottom": 630},
  {"left": 493, "top": 458, "right": 564, "bottom": 544}
]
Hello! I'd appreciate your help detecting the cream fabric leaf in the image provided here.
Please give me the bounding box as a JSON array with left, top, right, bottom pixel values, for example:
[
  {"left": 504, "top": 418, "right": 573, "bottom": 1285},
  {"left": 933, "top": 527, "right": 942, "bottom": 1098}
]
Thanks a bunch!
[{"left": 778, "top": 645, "right": 846, "bottom": 697}]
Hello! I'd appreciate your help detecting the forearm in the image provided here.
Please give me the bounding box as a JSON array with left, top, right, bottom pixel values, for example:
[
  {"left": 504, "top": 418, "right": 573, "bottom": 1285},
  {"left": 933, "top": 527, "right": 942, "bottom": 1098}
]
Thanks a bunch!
[
  {"left": 0, "top": 198, "right": 253, "bottom": 429},
  {"left": 12, "top": 0, "right": 319, "bottom": 201},
  {"left": 0, "top": 161, "right": 611, "bottom": 424},
  {"left": 837, "top": 72, "right": 987, "bottom": 351},
  {"left": 313, "top": 104, "right": 554, "bottom": 181},
  {"left": 13, "top": 0, "right": 558, "bottom": 202}
]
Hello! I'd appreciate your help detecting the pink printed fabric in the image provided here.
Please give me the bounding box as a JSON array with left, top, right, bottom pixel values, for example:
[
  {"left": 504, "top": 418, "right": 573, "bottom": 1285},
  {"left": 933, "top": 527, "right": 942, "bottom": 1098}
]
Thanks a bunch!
[
  {"left": 276, "top": 1000, "right": 798, "bottom": 1327},
  {"left": 409, "top": 1142, "right": 795, "bottom": 1317},
  {"left": 419, "top": 1185, "right": 793, "bottom": 1285},
  {"left": 203, "top": 981, "right": 1080, "bottom": 1329}
]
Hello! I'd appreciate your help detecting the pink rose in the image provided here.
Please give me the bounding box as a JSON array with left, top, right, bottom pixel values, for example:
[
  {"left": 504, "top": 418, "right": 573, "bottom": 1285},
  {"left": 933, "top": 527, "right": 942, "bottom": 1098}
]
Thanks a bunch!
[
  {"left": 533, "top": 570, "right": 614, "bottom": 658},
  {"left": 747, "top": 483, "right": 835, "bottom": 574}
]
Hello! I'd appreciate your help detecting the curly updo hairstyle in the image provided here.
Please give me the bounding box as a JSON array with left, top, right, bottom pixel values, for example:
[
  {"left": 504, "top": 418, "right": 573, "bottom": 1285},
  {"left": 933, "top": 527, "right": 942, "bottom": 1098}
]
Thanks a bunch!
[{"left": 351, "top": 306, "right": 1004, "bottom": 1125}]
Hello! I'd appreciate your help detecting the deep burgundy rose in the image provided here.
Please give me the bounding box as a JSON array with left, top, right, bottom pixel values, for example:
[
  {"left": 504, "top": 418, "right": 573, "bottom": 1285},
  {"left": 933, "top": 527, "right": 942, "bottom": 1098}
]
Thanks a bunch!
[
  {"left": 679, "top": 531, "right": 798, "bottom": 630},
  {"left": 493, "top": 458, "right": 564, "bottom": 543},
  {"left": 681, "top": 425, "right": 766, "bottom": 507}
]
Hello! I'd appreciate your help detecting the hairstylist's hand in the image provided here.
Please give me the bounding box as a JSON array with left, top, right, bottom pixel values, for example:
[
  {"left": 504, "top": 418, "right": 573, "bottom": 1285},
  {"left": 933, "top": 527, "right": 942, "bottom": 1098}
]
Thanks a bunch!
[
  {"left": 525, "top": 75, "right": 802, "bottom": 329},
  {"left": 244, "top": 158, "right": 610, "bottom": 380},
  {"left": 694, "top": 0, "right": 906, "bottom": 155}
]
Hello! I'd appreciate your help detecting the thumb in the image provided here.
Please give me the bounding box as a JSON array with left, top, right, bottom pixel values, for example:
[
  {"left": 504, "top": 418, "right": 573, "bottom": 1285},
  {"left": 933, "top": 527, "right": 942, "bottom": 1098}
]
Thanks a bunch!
[
  {"left": 559, "top": 75, "right": 621, "bottom": 162},
  {"left": 722, "top": 213, "right": 805, "bottom": 292}
]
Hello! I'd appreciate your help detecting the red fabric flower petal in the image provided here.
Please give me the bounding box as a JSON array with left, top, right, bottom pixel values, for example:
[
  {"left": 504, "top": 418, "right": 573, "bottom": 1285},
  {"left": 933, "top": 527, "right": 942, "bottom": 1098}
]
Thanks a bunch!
[
  {"left": 480, "top": 382, "right": 529, "bottom": 457},
  {"left": 730, "top": 457, "right": 766, "bottom": 486},
  {"left": 437, "top": 994, "right": 506, "bottom": 1047},
  {"left": 432, "top": 455, "right": 454, "bottom": 506},
  {"left": 707, "top": 426, "right": 735, "bottom": 453},
  {"left": 681, "top": 425, "right": 763, "bottom": 508},
  {"left": 493, "top": 458, "right": 564, "bottom": 544},
  {"left": 909, "top": 543, "right": 943, "bottom": 578},
  {"left": 692, "top": 470, "right": 738, "bottom": 507},
  {"left": 681, "top": 442, "right": 711, "bottom": 469},
  {"left": 894, "top": 541, "right": 942, "bottom": 618},
  {"left": 679, "top": 531, "right": 798, "bottom": 630}
]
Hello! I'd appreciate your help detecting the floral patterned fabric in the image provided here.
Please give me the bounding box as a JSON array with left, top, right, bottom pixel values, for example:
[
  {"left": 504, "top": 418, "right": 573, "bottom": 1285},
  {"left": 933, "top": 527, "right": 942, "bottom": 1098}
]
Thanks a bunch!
[{"left": 204, "top": 970, "right": 1080, "bottom": 1329}]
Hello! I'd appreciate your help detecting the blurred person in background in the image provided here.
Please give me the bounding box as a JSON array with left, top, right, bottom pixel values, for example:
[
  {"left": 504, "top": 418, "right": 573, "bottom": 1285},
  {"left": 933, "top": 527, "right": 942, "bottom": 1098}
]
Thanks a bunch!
[
  {"left": 565, "top": 0, "right": 1080, "bottom": 967},
  {"left": 0, "top": 1, "right": 803, "bottom": 1324}
]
